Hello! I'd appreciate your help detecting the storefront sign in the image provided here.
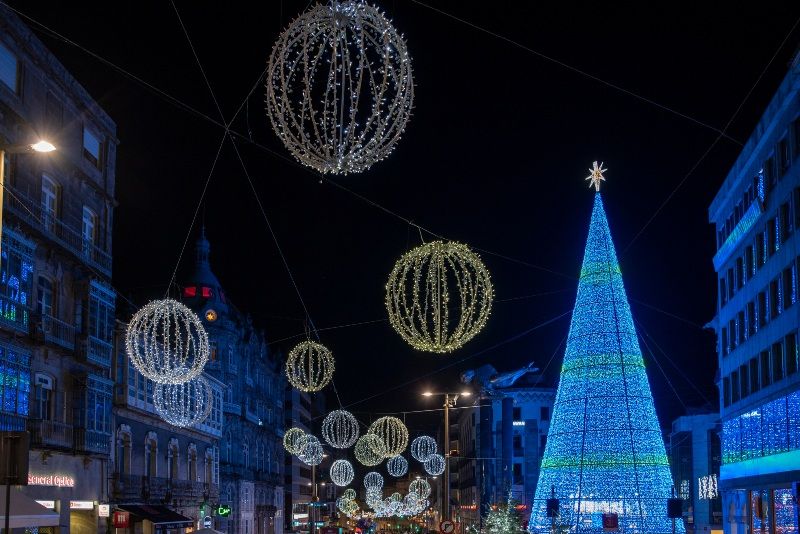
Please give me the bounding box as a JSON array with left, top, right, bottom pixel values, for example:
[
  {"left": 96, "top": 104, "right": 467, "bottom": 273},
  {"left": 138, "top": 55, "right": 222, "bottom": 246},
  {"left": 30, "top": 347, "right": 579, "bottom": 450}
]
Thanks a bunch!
[
  {"left": 98, "top": 504, "right": 110, "bottom": 517},
  {"left": 28, "top": 474, "right": 75, "bottom": 487},
  {"left": 70, "top": 501, "right": 95, "bottom": 510},
  {"left": 216, "top": 505, "right": 232, "bottom": 517},
  {"left": 113, "top": 511, "right": 130, "bottom": 528},
  {"left": 203, "top": 516, "right": 213, "bottom": 528},
  {"left": 35, "top": 500, "right": 56, "bottom": 509}
]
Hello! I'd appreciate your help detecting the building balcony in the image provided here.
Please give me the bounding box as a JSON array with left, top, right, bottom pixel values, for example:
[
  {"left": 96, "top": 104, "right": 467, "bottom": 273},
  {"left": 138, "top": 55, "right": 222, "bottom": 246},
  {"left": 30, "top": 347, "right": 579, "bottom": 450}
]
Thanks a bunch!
[
  {"left": 112, "top": 473, "right": 148, "bottom": 501},
  {"left": 3, "top": 186, "right": 112, "bottom": 276},
  {"left": 41, "top": 315, "right": 76, "bottom": 350},
  {"left": 0, "top": 412, "right": 26, "bottom": 432},
  {"left": 0, "top": 295, "right": 29, "bottom": 335},
  {"left": 80, "top": 336, "right": 113, "bottom": 368},
  {"left": 220, "top": 463, "right": 255, "bottom": 480},
  {"left": 73, "top": 427, "right": 110, "bottom": 455},
  {"left": 28, "top": 419, "right": 73, "bottom": 450},
  {"left": 223, "top": 402, "right": 242, "bottom": 415}
]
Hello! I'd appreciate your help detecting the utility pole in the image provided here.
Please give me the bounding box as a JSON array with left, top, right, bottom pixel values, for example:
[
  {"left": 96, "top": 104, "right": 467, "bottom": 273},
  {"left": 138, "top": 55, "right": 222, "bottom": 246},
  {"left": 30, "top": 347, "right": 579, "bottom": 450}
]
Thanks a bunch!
[{"left": 443, "top": 393, "right": 450, "bottom": 523}]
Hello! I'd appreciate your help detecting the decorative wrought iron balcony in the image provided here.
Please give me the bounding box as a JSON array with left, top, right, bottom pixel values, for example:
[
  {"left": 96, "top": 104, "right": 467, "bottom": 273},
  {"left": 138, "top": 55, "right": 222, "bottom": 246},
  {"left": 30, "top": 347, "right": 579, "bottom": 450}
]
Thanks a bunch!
[
  {"left": 80, "top": 336, "right": 113, "bottom": 368},
  {"left": 41, "top": 315, "right": 76, "bottom": 350},
  {"left": 74, "top": 427, "right": 110, "bottom": 455},
  {"left": 28, "top": 419, "right": 73, "bottom": 449}
]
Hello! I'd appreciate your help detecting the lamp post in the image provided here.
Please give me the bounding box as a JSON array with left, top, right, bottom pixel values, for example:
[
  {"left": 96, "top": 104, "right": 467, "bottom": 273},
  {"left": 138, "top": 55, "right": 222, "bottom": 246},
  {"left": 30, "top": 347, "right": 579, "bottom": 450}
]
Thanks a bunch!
[
  {"left": 422, "top": 390, "right": 471, "bottom": 523},
  {"left": 309, "top": 454, "right": 328, "bottom": 534},
  {"left": 0, "top": 140, "right": 56, "bottom": 259}
]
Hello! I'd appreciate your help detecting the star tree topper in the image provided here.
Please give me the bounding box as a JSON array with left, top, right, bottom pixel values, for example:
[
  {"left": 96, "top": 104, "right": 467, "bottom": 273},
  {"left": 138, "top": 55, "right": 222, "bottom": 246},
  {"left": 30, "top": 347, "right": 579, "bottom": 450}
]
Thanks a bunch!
[{"left": 585, "top": 161, "right": 607, "bottom": 192}]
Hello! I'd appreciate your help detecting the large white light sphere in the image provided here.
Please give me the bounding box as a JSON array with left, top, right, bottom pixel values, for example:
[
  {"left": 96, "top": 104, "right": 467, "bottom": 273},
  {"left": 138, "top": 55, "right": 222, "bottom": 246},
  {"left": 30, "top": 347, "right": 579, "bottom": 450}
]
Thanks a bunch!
[
  {"left": 386, "top": 241, "right": 493, "bottom": 353},
  {"left": 367, "top": 416, "right": 408, "bottom": 458},
  {"left": 410, "top": 435, "right": 437, "bottom": 462},
  {"left": 386, "top": 455, "right": 408, "bottom": 477},
  {"left": 424, "top": 453, "right": 445, "bottom": 476},
  {"left": 283, "top": 427, "right": 309, "bottom": 455},
  {"left": 409, "top": 478, "right": 431, "bottom": 499},
  {"left": 354, "top": 433, "right": 387, "bottom": 466},
  {"left": 330, "top": 459, "right": 355, "bottom": 487},
  {"left": 285, "top": 341, "right": 335, "bottom": 392},
  {"left": 342, "top": 488, "right": 357, "bottom": 501},
  {"left": 298, "top": 435, "right": 324, "bottom": 466},
  {"left": 364, "top": 471, "right": 384, "bottom": 490},
  {"left": 126, "top": 299, "right": 209, "bottom": 384},
  {"left": 153, "top": 376, "right": 212, "bottom": 428},
  {"left": 322, "top": 409, "right": 360, "bottom": 449},
  {"left": 266, "top": 0, "right": 414, "bottom": 175}
]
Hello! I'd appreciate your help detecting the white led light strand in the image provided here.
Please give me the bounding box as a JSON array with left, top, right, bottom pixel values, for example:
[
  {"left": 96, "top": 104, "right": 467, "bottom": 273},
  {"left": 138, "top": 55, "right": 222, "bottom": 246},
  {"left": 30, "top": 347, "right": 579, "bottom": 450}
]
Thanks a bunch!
[{"left": 126, "top": 298, "right": 210, "bottom": 384}]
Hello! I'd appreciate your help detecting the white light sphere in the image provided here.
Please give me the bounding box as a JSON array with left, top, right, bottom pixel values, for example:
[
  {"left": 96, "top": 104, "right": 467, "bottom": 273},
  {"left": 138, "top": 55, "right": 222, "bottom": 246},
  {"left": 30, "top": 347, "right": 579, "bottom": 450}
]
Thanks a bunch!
[
  {"left": 386, "top": 455, "right": 408, "bottom": 477},
  {"left": 322, "top": 409, "right": 360, "bottom": 449},
  {"left": 343, "top": 488, "right": 357, "bottom": 501},
  {"left": 153, "top": 376, "right": 212, "bottom": 428},
  {"left": 298, "top": 435, "right": 325, "bottom": 466},
  {"left": 367, "top": 416, "right": 408, "bottom": 458},
  {"left": 283, "top": 427, "right": 309, "bottom": 455},
  {"left": 330, "top": 459, "right": 355, "bottom": 487},
  {"left": 409, "top": 478, "right": 431, "bottom": 499},
  {"left": 285, "top": 340, "right": 335, "bottom": 392},
  {"left": 354, "top": 433, "right": 387, "bottom": 466},
  {"left": 386, "top": 241, "right": 493, "bottom": 353},
  {"left": 266, "top": 0, "right": 414, "bottom": 175},
  {"left": 390, "top": 492, "right": 402, "bottom": 503},
  {"left": 126, "top": 298, "right": 210, "bottom": 384},
  {"left": 364, "top": 471, "right": 384, "bottom": 490},
  {"left": 424, "top": 453, "right": 445, "bottom": 476},
  {"left": 410, "top": 435, "right": 437, "bottom": 462}
]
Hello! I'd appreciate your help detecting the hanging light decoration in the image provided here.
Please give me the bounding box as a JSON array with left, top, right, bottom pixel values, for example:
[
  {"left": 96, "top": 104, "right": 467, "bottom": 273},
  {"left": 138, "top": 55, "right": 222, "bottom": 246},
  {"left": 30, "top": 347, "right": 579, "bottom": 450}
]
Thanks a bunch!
[
  {"left": 298, "top": 435, "right": 325, "bottom": 466},
  {"left": 410, "top": 435, "right": 437, "bottom": 462},
  {"left": 386, "top": 241, "right": 493, "bottom": 353},
  {"left": 285, "top": 341, "right": 335, "bottom": 392},
  {"left": 126, "top": 299, "right": 210, "bottom": 384},
  {"left": 354, "top": 433, "right": 387, "bottom": 466},
  {"left": 343, "top": 488, "right": 357, "bottom": 501},
  {"left": 390, "top": 492, "right": 402, "bottom": 503},
  {"left": 386, "top": 455, "right": 408, "bottom": 477},
  {"left": 265, "top": 0, "right": 414, "bottom": 175},
  {"left": 367, "top": 416, "right": 408, "bottom": 458},
  {"left": 424, "top": 453, "right": 445, "bottom": 476},
  {"left": 330, "top": 459, "right": 355, "bottom": 487},
  {"left": 409, "top": 478, "right": 431, "bottom": 499},
  {"left": 322, "top": 409, "right": 360, "bottom": 449},
  {"left": 153, "top": 376, "right": 212, "bottom": 428},
  {"left": 364, "top": 471, "right": 384, "bottom": 490},
  {"left": 284, "top": 428, "right": 310, "bottom": 455}
]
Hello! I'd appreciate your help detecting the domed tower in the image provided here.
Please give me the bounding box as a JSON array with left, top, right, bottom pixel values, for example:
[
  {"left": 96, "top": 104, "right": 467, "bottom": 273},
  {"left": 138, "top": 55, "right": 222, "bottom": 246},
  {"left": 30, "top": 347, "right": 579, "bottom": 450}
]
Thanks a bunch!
[{"left": 181, "top": 226, "right": 230, "bottom": 326}]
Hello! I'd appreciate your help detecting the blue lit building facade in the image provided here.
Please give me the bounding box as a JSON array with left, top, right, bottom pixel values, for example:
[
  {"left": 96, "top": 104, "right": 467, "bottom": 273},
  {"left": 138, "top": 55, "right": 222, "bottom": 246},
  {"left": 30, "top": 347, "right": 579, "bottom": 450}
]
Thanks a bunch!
[
  {"left": 181, "top": 231, "right": 286, "bottom": 534},
  {"left": 1, "top": 5, "right": 117, "bottom": 533},
  {"left": 708, "top": 52, "right": 800, "bottom": 534}
]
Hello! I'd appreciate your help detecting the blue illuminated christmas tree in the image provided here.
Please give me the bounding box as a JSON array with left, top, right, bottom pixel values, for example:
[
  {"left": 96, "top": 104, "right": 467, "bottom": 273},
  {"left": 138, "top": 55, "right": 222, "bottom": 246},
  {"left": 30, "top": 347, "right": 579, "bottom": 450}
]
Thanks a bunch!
[{"left": 529, "top": 164, "right": 683, "bottom": 533}]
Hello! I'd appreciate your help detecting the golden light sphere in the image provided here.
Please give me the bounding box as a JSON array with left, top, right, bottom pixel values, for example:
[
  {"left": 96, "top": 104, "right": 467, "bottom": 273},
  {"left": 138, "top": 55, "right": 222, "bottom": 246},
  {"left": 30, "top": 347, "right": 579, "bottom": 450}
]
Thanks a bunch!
[
  {"left": 285, "top": 340, "right": 335, "bottom": 392},
  {"left": 367, "top": 416, "right": 409, "bottom": 458},
  {"left": 355, "top": 433, "right": 388, "bottom": 466}
]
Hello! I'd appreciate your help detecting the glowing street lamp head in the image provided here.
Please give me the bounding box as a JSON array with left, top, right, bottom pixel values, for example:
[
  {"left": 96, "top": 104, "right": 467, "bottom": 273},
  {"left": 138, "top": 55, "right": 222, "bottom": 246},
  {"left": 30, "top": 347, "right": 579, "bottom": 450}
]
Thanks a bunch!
[
  {"left": 30, "top": 140, "right": 56, "bottom": 153},
  {"left": 460, "top": 391, "right": 472, "bottom": 397},
  {"left": 421, "top": 391, "right": 433, "bottom": 397}
]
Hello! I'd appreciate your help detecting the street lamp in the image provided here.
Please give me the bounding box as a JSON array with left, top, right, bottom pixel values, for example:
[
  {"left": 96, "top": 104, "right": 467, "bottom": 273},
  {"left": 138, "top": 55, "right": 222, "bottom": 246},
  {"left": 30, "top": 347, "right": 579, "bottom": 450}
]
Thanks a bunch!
[
  {"left": 0, "top": 139, "right": 57, "bottom": 259},
  {"left": 310, "top": 453, "right": 329, "bottom": 534},
  {"left": 421, "top": 390, "right": 472, "bottom": 523}
]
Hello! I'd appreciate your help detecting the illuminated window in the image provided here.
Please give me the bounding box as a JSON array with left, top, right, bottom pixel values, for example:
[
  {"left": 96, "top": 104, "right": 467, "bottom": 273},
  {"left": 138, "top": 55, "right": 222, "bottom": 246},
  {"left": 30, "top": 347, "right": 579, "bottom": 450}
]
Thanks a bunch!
[
  {"left": 41, "top": 175, "right": 59, "bottom": 231},
  {"left": 82, "top": 206, "right": 98, "bottom": 254},
  {"left": 0, "top": 42, "right": 19, "bottom": 93},
  {"left": 201, "top": 286, "right": 213, "bottom": 298},
  {"left": 36, "top": 276, "right": 55, "bottom": 317},
  {"left": 183, "top": 286, "right": 197, "bottom": 298},
  {"left": 83, "top": 127, "right": 102, "bottom": 167}
]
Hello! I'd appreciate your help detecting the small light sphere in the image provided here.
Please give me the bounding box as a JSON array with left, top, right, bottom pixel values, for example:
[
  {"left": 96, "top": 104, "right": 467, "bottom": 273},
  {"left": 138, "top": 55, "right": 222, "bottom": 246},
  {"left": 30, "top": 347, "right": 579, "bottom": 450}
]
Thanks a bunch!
[
  {"left": 354, "top": 433, "right": 387, "bottom": 466},
  {"left": 126, "top": 299, "right": 210, "bottom": 384},
  {"left": 386, "top": 241, "right": 493, "bottom": 353},
  {"left": 153, "top": 375, "right": 212, "bottom": 428},
  {"left": 410, "top": 435, "right": 438, "bottom": 463},
  {"left": 330, "top": 459, "right": 355, "bottom": 487},
  {"left": 409, "top": 478, "right": 431, "bottom": 499},
  {"left": 386, "top": 455, "right": 408, "bottom": 477},
  {"left": 265, "top": 0, "right": 414, "bottom": 175},
  {"left": 390, "top": 492, "right": 402, "bottom": 503},
  {"left": 364, "top": 471, "right": 384, "bottom": 490},
  {"left": 423, "top": 453, "right": 445, "bottom": 476},
  {"left": 298, "top": 435, "right": 325, "bottom": 466},
  {"left": 283, "top": 427, "right": 309, "bottom": 455},
  {"left": 367, "top": 416, "right": 408, "bottom": 458},
  {"left": 342, "top": 488, "right": 357, "bottom": 500},
  {"left": 322, "top": 409, "right": 360, "bottom": 448},
  {"left": 285, "top": 340, "right": 335, "bottom": 392}
]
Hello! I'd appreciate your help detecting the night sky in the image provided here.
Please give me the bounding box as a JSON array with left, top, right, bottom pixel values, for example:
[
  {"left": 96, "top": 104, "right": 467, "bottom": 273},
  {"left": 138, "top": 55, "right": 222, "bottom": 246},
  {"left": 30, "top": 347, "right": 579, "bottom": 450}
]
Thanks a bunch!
[{"left": 8, "top": 1, "right": 800, "bottom": 434}]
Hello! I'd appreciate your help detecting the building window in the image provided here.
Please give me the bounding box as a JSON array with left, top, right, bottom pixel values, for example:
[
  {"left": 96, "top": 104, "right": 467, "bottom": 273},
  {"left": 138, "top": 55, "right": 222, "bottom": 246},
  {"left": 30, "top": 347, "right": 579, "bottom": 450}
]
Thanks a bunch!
[
  {"left": 117, "top": 429, "right": 132, "bottom": 475},
  {"left": 745, "top": 245, "right": 754, "bottom": 278},
  {"left": 731, "top": 370, "right": 740, "bottom": 403},
  {"left": 33, "top": 373, "right": 53, "bottom": 420},
  {"left": 767, "top": 219, "right": 777, "bottom": 256},
  {"left": 765, "top": 156, "right": 777, "bottom": 193},
  {"left": 747, "top": 301, "right": 756, "bottom": 337},
  {"left": 82, "top": 206, "right": 98, "bottom": 254},
  {"left": 75, "top": 373, "right": 112, "bottom": 438},
  {"left": 770, "top": 279, "right": 780, "bottom": 319},
  {"left": 739, "top": 364, "right": 749, "bottom": 399},
  {"left": 782, "top": 267, "right": 795, "bottom": 310},
  {"left": 512, "top": 407, "right": 521, "bottom": 421},
  {"left": 727, "top": 269, "right": 734, "bottom": 299},
  {"left": 779, "top": 202, "right": 792, "bottom": 243},
  {"left": 721, "top": 327, "right": 728, "bottom": 356},
  {"left": 45, "top": 92, "right": 63, "bottom": 128},
  {"left": 145, "top": 436, "right": 158, "bottom": 478},
  {"left": 512, "top": 463, "right": 522, "bottom": 485},
  {"left": 83, "top": 127, "right": 102, "bottom": 167},
  {"left": 0, "top": 42, "right": 19, "bottom": 93},
  {"left": 719, "top": 278, "right": 727, "bottom": 306},
  {"left": 773, "top": 342, "right": 784, "bottom": 382},
  {"left": 736, "top": 257, "right": 744, "bottom": 289},
  {"left": 540, "top": 406, "right": 550, "bottom": 421},
  {"left": 188, "top": 446, "right": 198, "bottom": 482},
  {"left": 761, "top": 351, "right": 772, "bottom": 388},
  {"left": 169, "top": 442, "right": 179, "bottom": 480},
  {"left": 779, "top": 138, "right": 791, "bottom": 175},
  {"left": 737, "top": 311, "right": 745, "bottom": 344},
  {"left": 750, "top": 357, "right": 760, "bottom": 394},
  {"left": 88, "top": 280, "right": 114, "bottom": 343},
  {"left": 40, "top": 175, "right": 60, "bottom": 230},
  {"left": 758, "top": 291, "right": 767, "bottom": 327},
  {"left": 1, "top": 229, "right": 34, "bottom": 328},
  {"left": 36, "top": 276, "right": 55, "bottom": 317},
  {"left": 787, "top": 333, "right": 798, "bottom": 376},
  {"left": 756, "top": 232, "right": 766, "bottom": 268},
  {"left": 722, "top": 376, "right": 731, "bottom": 407}
]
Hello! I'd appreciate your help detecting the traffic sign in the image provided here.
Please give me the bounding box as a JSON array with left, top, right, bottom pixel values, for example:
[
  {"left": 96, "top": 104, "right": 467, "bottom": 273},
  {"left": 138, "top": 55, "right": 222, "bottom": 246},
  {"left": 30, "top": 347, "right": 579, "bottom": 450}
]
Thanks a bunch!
[{"left": 439, "top": 520, "right": 455, "bottom": 534}]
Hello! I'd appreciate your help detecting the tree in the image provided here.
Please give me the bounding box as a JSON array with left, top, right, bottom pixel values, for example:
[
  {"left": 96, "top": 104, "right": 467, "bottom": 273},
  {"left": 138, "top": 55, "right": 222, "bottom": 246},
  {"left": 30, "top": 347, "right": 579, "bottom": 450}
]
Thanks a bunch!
[{"left": 483, "top": 493, "right": 526, "bottom": 534}]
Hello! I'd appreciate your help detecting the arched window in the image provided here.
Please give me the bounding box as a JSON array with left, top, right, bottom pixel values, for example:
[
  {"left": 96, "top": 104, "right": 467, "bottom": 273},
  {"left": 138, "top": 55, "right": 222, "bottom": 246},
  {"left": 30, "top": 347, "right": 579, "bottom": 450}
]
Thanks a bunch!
[
  {"left": 242, "top": 440, "right": 249, "bottom": 469},
  {"left": 144, "top": 432, "right": 158, "bottom": 478},
  {"left": 188, "top": 444, "right": 198, "bottom": 482},
  {"left": 265, "top": 446, "right": 272, "bottom": 473},
  {"left": 204, "top": 448, "right": 214, "bottom": 483},
  {"left": 224, "top": 431, "right": 232, "bottom": 463},
  {"left": 226, "top": 484, "right": 233, "bottom": 504},
  {"left": 116, "top": 425, "right": 132, "bottom": 475},
  {"left": 40, "top": 175, "right": 60, "bottom": 229},
  {"left": 168, "top": 439, "right": 179, "bottom": 480}
]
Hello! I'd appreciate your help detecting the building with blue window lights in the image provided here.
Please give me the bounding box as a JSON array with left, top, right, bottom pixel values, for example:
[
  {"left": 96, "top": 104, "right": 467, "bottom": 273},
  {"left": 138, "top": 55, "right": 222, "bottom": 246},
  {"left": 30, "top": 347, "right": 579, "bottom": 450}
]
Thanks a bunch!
[
  {"left": 707, "top": 51, "right": 800, "bottom": 533},
  {"left": 0, "top": 5, "right": 118, "bottom": 533}
]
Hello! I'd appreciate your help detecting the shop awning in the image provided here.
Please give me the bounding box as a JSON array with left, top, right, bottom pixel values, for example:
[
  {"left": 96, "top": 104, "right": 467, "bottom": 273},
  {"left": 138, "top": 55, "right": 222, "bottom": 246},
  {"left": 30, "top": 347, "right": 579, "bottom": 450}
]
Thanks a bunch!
[
  {"left": 0, "top": 487, "right": 60, "bottom": 528},
  {"left": 118, "top": 504, "right": 194, "bottom": 529}
]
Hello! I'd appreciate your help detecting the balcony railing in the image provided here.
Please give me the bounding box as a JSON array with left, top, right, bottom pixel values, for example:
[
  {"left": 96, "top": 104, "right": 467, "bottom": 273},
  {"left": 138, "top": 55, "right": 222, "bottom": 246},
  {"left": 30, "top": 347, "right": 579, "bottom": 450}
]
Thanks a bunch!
[
  {"left": 0, "top": 295, "right": 29, "bottom": 335},
  {"left": 81, "top": 336, "right": 113, "bottom": 367},
  {"left": 223, "top": 402, "right": 242, "bottom": 415},
  {"left": 42, "top": 315, "right": 76, "bottom": 350},
  {"left": 0, "top": 412, "right": 26, "bottom": 431},
  {"left": 28, "top": 419, "right": 73, "bottom": 449},
  {"left": 3, "top": 186, "right": 112, "bottom": 275},
  {"left": 74, "top": 427, "right": 110, "bottom": 455}
]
